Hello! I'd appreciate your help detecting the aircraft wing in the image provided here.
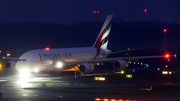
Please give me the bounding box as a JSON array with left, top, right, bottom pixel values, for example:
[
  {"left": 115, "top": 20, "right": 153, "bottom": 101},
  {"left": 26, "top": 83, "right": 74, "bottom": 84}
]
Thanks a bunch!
[
  {"left": 65, "top": 54, "right": 171, "bottom": 66},
  {"left": 3, "top": 57, "right": 19, "bottom": 60},
  {"left": 93, "top": 55, "right": 168, "bottom": 63},
  {"left": 102, "top": 48, "right": 142, "bottom": 55}
]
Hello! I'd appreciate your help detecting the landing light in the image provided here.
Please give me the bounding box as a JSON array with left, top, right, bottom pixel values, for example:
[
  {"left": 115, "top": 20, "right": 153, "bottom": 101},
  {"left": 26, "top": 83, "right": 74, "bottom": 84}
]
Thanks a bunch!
[
  {"left": 19, "top": 69, "right": 30, "bottom": 78},
  {"left": 57, "top": 62, "right": 63, "bottom": 68},
  {"left": 34, "top": 68, "right": 39, "bottom": 73}
]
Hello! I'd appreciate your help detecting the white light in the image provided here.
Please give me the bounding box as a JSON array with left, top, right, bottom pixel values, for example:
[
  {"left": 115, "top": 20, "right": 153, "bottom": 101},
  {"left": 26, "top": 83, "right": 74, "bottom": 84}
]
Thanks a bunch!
[
  {"left": 19, "top": 69, "right": 30, "bottom": 78},
  {"left": 34, "top": 68, "right": 39, "bottom": 73},
  {"left": 56, "top": 62, "right": 63, "bottom": 68}
]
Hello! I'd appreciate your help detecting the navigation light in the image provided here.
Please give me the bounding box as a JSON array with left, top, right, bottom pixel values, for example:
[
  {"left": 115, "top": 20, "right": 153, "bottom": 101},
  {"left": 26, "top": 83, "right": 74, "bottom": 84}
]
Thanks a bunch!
[{"left": 45, "top": 47, "right": 50, "bottom": 51}]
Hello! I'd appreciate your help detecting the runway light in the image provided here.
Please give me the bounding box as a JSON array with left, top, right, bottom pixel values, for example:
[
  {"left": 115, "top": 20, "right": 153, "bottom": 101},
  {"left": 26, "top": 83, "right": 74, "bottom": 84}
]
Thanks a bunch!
[
  {"left": 169, "top": 71, "right": 172, "bottom": 74},
  {"left": 94, "top": 77, "right": 105, "bottom": 81},
  {"left": 120, "top": 70, "right": 124, "bottom": 74},
  {"left": 116, "top": 70, "right": 124, "bottom": 74},
  {"left": 162, "top": 71, "right": 168, "bottom": 75},
  {"left": 95, "top": 98, "right": 137, "bottom": 101},
  {"left": 0, "top": 64, "right": 2, "bottom": 70},
  {"left": 103, "top": 99, "right": 108, "bottom": 101},
  {"left": 95, "top": 98, "right": 100, "bottom": 101},
  {"left": 94, "top": 77, "right": 99, "bottom": 80},
  {"left": 99, "top": 77, "right": 105, "bottom": 81},
  {"left": 157, "top": 68, "right": 160, "bottom": 71},
  {"left": 165, "top": 65, "right": 168, "bottom": 68},
  {"left": 126, "top": 74, "right": 132, "bottom": 78}
]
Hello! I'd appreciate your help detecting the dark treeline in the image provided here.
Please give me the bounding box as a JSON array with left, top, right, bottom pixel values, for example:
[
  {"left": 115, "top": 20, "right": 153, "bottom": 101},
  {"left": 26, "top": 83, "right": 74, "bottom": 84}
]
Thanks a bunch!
[{"left": 0, "top": 20, "right": 179, "bottom": 50}]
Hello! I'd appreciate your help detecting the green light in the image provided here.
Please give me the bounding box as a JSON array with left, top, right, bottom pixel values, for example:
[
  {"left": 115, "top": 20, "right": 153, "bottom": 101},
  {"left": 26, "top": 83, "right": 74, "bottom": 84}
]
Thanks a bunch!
[
  {"left": 3, "top": 56, "right": 5, "bottom": 59},
  {"left": 126, "top": 74, "right": 132, "bottom": 78},
  {"left": 141, "top": 63, "right": 143, "bottom": 65},
  {"left": 94, "top": 77, "right": 99, "bottom": 80},
  {"left": 134, "top": 62, "right": 136, "bottom": 64}
]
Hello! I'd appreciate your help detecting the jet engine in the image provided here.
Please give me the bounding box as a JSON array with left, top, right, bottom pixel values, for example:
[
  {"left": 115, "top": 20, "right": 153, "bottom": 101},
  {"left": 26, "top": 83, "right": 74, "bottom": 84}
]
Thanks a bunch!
[
  {"left": 79, "top": 63, "right": 94, "bottom": 73},
  {"left": 4, "top": 61, "right": 16, "bottom": 70},
  {"left": 113, "top": 60, "right": 128, "bottom": 70}
]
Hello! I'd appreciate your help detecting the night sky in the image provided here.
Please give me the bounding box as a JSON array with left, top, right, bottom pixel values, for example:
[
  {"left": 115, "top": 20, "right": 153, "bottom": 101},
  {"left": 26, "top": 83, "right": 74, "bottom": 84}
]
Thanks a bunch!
[
  {"left": 0, "top": 0, "right": 180, "bottom": 50},
  {"left": 0, "top": 0, "right": 180, "bottom": 24}
]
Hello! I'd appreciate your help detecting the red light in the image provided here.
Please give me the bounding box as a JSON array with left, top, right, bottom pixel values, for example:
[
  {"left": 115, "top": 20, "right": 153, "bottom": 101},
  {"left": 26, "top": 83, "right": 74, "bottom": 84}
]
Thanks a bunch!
[
  {"left": 7, "top": 53, "right": 11, "bottom": 57},
  {"left": 97, "top": 11, "right": 100, "bottom": 13},
  {"left": 45, "top": 47, "right": 50, "bottom": 51},
  {"left": 144, "top": 9, "right": 147, "bottom": 13},
  {"left": 94, "top": 11, "right": 96, "bottom": 14},
  {"left": 164, "top": 29, "right": 167, "bottom": 33},
  {"left": 165, "top": 53, "right": 170, "bottom": 58}
]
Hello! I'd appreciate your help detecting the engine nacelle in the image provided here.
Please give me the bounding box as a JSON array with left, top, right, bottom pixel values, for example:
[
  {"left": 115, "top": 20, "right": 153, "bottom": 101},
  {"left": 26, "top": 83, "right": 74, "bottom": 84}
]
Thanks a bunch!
[
  {"left": 4, "top": 61, "right": 16, "bottom": 70},
  {"left": 79, "top": 63, "right": 94, "bottom": 73},
  {"left": 113, "top": 60, "right": 128, "bottom": 70}
]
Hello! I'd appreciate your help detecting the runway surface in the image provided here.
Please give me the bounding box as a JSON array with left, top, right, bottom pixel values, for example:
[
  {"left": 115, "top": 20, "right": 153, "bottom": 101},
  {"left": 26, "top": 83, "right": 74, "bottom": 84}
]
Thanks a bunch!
[{"left": 0, "top": 70, "right": 180, "bottom": 101}]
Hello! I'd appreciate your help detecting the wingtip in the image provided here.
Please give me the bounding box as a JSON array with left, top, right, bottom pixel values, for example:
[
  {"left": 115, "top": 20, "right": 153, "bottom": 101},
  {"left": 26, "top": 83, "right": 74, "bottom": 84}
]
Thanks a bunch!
[{"left": 174, "top": 52, "right": 177, "bottom": 58}]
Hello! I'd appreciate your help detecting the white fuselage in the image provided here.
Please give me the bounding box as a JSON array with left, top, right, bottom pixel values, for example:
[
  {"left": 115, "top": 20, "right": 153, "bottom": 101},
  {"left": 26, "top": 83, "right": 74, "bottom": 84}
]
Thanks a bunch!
[{"left": 15, "top": 47, "right": 97, "bottom": 72}]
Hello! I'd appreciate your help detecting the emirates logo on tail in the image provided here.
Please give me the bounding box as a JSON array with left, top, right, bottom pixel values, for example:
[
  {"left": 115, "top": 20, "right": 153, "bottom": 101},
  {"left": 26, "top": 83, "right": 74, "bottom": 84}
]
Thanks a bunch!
[
  {"left": 93, "top": 15, "right": 113, "bottom": 59},
  {"left": 93, "top": 15, "right": 113, "bottom": 50}
]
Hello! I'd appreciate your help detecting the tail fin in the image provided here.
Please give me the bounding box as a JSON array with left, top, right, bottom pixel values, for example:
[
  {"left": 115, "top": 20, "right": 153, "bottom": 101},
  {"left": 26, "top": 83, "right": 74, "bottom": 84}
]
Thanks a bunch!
[{"left": 93, "top": 15, "right": 113, "bottom": 49}]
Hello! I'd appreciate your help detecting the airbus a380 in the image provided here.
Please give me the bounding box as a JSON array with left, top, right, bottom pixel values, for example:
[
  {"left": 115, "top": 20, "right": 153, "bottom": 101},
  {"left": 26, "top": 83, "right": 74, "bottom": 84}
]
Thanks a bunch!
[{"left": 4, "top": 15, "right": 170, "bottom": 76}]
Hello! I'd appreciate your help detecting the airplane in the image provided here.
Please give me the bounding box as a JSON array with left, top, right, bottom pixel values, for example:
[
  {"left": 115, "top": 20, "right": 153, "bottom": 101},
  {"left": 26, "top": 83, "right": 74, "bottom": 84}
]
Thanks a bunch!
[{"left": 3, "top": 15, "right": 171, "bottom": 77}]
